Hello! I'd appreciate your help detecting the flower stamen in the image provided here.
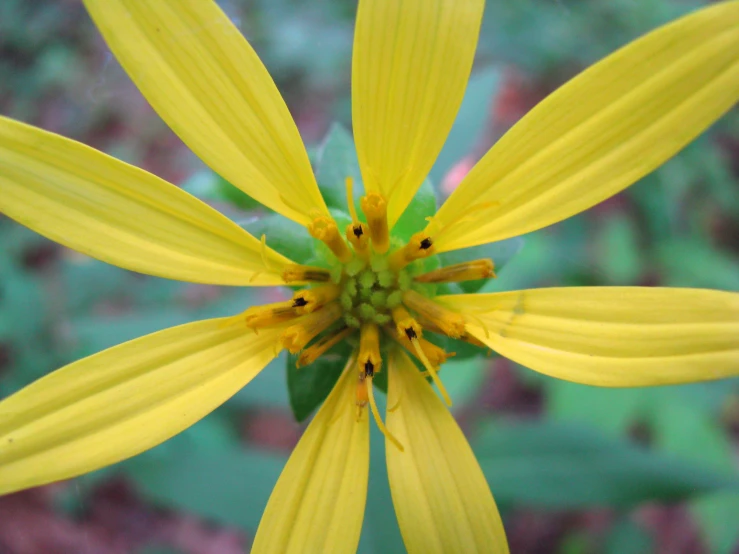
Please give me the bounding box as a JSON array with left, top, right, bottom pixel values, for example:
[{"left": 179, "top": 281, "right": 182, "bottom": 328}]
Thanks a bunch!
[
  {"left": 280, "top": 302, "right": 343, "bottom": 353},
  {"left": 296, "top": 326, "right": 353, "bottom": 368},
  {"left": 391, "top": 305, "right": 423, "bottom": 341},
  {"left": 309, "top": 217, "right": 353, "bottom": 263},
  {"left": 415, "top": 259, "right": 496, "bottom": 283},
  {"left": 392, "top": 329, "right": 454, "bottom": 366},
  {"left": 402, "top": 290, "right": 466, "bottom": 338},
  {"left": 292, "top": 284, "right": 341, "bottom": 314},
  {"left": 244, "top": 300, "right": 301, "bottom": 329},
  {"left": 366, "top": 374, "right": 404, "bottom": 452},
  {"left": 410, "top": 338, "right": 452, "bottom": 407},
  {"left": 282, "top": 264, "right": 332, "bottom": 283},
  {"left": 360, "top": 192, "right": 390, "bottom": 254},
  {"left": 345, "top": 222, "right": 370, "bottom": 256},
  {"left": 388, "top": 232, "right": 436, "bottom": 271}
]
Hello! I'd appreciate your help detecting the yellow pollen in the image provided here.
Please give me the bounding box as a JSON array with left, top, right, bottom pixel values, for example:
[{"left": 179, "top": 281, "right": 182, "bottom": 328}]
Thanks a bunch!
[
  {"left": 280, "top": 302, "right": 343, "bottom": 353},
  {"left": 292, "top": 284, "right": 341, "bottom": 315},
  {"left": 402, "top": 290, "right": 466, "bottom": 338},
  {"left": 388, "top": 232, "right": 435, "bottom": 271},
  {"left": 296, "top": 327, "right": 353, "bottom": 368},
  {"left": 415, "top": 259, "right": 496, "bottom": 283},
  {"left": 308, "top": 217, "right": 353, "bottom": 263},
  {"left": 282, "top": 264, "right": 331, "bottom": 283},
  {"left": 360, "top": 192, "right": 390, "bottom": 254}
]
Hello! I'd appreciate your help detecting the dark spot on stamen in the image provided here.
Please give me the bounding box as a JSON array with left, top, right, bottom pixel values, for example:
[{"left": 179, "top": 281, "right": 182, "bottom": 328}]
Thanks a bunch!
[
  {"left": 364, "top": 361, "right": 375, "bottom": 377},
  {"left": 405, "top": 327, "right": 417, "bottom": 340},
  {"left": 305, "top": 271, "right": 329, "bottom": 282},
  {"left": 292, "top": 297, "right": 308, "bottom": 308},
  {"left": 420, "top": 237, "right": 433, "bottom": 250},
  {"left": 353, "top": 225, "right": 364, "bottom": 238}
]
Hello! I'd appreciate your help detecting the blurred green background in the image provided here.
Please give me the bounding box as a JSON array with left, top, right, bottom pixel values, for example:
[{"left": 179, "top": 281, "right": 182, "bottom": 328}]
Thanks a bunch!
[{"left": 1, "top": 0, "right": 738, "bottom": 553}]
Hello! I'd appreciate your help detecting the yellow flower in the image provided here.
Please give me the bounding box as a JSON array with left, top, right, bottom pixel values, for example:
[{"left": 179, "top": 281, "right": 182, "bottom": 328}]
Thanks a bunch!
[{"left": 0, "top": 0, "right": 738, "bottom": 552}]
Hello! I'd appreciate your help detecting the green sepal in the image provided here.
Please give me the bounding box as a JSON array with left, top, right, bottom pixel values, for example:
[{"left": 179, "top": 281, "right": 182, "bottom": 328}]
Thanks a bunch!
[
  {"left": 439, "top": 236, "right": 524, "bottom": 293},
  {"left": 287, "top": 341, "right": 352, "bottom": 422},
  {"left": 239, "top": 213, "right": 312, "bottom": 264}
]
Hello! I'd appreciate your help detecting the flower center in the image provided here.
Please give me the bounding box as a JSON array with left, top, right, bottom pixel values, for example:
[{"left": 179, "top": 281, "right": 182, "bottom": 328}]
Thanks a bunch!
[{"left": 238, "top": 181, "right": 496, "bottom": 448}]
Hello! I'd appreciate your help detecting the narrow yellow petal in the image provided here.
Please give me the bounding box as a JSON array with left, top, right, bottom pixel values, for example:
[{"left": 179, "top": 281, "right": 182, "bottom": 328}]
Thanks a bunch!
[
  {"left": 430, "top": 2, "right": 739, "bottom": 252},
  {"left": 439, "top": 288, "right": 739, "bottom": 386},
  {"left": 0, "top": 320, "right": 283, "bottom": 495},
  {"left": 252, "top": 360, "right": 369, "bottom": 554},
  {"left": 386, "top": 350, "right": 508, "bottom": 554},
  {"left": 352, "top": 0, "right": 484, "bottom": 228},
  {"left": 82, "top": 0, "right": 329, "bottom": 226},
  {"left": 0, "top": 117, "right": 291, "bottom": 286}
]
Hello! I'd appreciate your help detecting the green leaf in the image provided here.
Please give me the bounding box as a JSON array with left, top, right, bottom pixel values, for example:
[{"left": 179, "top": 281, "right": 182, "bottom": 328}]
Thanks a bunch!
[
  {"left": 314, "top": 122, "right": 363, "bottom": 211},
  {"left": 359, "top": 417, "right": 406, "bottom": 554},
  {"left": 438, "top": 236, "right": 524, "bottom": 293},
  {"left": 228, "top": 355, "right": 290, "bottom": 409},
  {"left": 595, "top": 214, "right": 643, "bottom": 284},
  {"left": 129, "top": 445, "right": 286, "bottom": 533},
  {"left": 546, "top": 381, "right": 648, "bottom": 436},
  {"left": 240, "top": 212, "right": 313, "bottom": 264},
  {"left": 473, "top": 421, "right": 738, "bottom": 509},
  {"left": 182, "top": 169, "right": 266, "bottom": 211},
  {"left": 429, "top": 67, "right": 500, "bottom": 185},
  {"left": 392, "top": 179, "right": 438, "bottom": 242},
  {"left": 692, "top": 492, "right": 739, "bottom": 554},
  {"left": 287, "top": 342, "right": 352, "bottom": 422},
  {"left": 605, "top": 519, "right": 653, "bottom": 554}
]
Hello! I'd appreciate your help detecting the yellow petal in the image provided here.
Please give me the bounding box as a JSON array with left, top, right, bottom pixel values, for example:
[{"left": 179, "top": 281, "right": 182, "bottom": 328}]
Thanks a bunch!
[
  {"left": 82, "top": 0, "right": 329, "bottom": 226},
  {"left": 0, "top": 117, "right": 290, "bottom": 286},
  {"left": 352, "top": 0, "right": 484, "bottom": 228},
  {"left": 430, "top": 2, "right": 739, "bottom": 252},
  {"left": 439, "top": 288, "right": 739, "bottom": 386},
  {"left": 0, "top": 320, "right": 283, "bottom": 495},
  {"left": 252, "top": 359, "right": 369, "bottom": 554},
  {"left": 386, "top": 350, "right": 508, "bottom": 553}
]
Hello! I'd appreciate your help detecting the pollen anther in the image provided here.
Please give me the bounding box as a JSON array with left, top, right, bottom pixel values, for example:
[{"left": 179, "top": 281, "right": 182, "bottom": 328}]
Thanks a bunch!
[
  {"left": 292, "top": 284, "right": 341, "bottom": 315},
  {"left": 360, "top": 192, "right": 390, "bottom": 254},
  {"left": 402, "top": 290, "right": 466, "bottom": 338},
  {"left": 309, "top": 217, "right": 353, "bottom": 263},
  {"left": 415, "top": 259, "right": 496, "bottom": 283},
  {"left": 282, "top": 264, "right": 331, "bottom": 283},
  {"left": 296, "top": 326, "right": 353, "bottom": 368},
  {"left": 388, "top": 232, "right": 436, "bottom": 271},
  {"left": 280, "top": 302, "right": 343, "bottom": 353}
]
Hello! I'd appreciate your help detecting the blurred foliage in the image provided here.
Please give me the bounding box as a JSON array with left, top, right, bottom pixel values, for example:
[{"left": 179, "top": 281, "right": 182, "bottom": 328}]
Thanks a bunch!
[{"left": 1, "top": 0, "right": 738, "bottom": 553}]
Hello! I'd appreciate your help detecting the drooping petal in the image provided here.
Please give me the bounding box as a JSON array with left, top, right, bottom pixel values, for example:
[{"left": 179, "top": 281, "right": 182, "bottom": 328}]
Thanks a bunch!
[
  {"left": 252, "top": 360, "right": 368, "bottom": 554},
  {"left": 0, "top": 117, "right": 290, "bottom": 286},
  {"left": 0, "top": 320, "right": 283, "bottom": 495},
  {"left": 386, "top": 350, "right": 508, "bottom": 553},
  {"left": 352, "top": 0, "right": 484, "bottom": 228},
  {"left": 430, "top": 2, "right": 739, "bottom": 252},
  {"left": 82, "top": 0, "right": 329, "bottom": 226},
  {"left": 439, "top": 288, "right": 739, "bottom": 386}
]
